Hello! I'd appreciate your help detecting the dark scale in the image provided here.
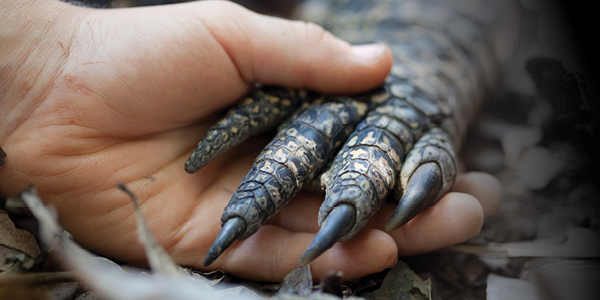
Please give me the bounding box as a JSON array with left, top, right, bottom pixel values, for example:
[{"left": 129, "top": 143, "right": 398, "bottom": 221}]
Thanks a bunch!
[
  {"left": 192, "top": 0, "right": 518, "bottom": 266},
  {"left": 185, "top": 86, "right": 307, "bottom": 173},
  {"left": 322, "top": 97, "right": 429, "bottom": 231},
  {"left": 300, "top": 95, "right": 429, "bottom": 264},
  {"left": 388, "top": 127, "right": 457, "bottom": 231},
  {"left": 299, "top": 0, "right": 510, "bottom": 264}
]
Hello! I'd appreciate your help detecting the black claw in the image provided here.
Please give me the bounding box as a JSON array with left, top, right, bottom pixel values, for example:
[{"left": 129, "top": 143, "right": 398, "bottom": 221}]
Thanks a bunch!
[
  {"left": 203, "top": 217, "right": 246, "bottom": 267},
  {"left": 299, "top": 204, "right": 356, "bottom": 266},
  {"left": 385, "top": 162, "right": 443, "bottom": 232}
]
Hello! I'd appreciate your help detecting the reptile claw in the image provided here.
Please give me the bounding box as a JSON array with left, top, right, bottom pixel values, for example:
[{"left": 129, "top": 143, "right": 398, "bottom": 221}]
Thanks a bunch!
[
  {"left": 385, "top": 162, "right": 442, "bottom": 232},
  {"left": 204, "top": 217, "right": 246, "bottom": 267},
  {"left": 299, "top": 204, "right": 356, "bottom": 266}
]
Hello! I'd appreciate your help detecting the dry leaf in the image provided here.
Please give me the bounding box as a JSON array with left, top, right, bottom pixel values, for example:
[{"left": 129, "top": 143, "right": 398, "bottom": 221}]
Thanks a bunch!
[
  {"left": 0, "top": 211, "right": 40, "bottom": 271},
  {"left": 280, "top": 264, "right": 313, "bottom": 297},
  {"left": 360, "top": 260, "right": 431, "bottom": 300},
  {"left": 486, "top": 274, "right": 540, "bottom": 300},
  {"left": 531, "top": 260, "right": 600, "bottom": 300},
  {"left": 118, "top": 184, "right": 185, "bottom": 276},
  {"left": 19, "top": 186, "right": 261, "bottom": 300},
  {"left": 275, "top": 265, "right": 369, "bottom": 300},
  {"left": 446, "top": 227, "right": 600, "bottom": 258}
]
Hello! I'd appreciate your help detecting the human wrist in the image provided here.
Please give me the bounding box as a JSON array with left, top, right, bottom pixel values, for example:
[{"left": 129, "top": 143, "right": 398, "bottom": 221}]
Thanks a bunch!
[{"left": 0, "top": 0, "right": 81, "bottom": 143}]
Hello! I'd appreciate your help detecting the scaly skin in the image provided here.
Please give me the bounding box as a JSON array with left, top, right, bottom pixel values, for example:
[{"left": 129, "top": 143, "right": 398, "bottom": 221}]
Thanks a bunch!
[
  {"left": 203, "top": 96, "right": 370, "bottom": 266},
  {"left": 185, "top": 86, "right": 307, "bottom": 173},
  {"left": 317, "top": 96, "right": 428, "bottom": 241},
  {"left": 197, "top": 0, "right": 517, "bottom": 266},
  {"left": 300, "top": 0, "right": 509, "bottom": 263}
]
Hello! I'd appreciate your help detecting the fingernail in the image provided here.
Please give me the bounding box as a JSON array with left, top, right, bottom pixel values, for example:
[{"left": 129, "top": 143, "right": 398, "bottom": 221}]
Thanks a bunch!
[{"left": 351, "top": 43, "right": 385, "bottom": 60}]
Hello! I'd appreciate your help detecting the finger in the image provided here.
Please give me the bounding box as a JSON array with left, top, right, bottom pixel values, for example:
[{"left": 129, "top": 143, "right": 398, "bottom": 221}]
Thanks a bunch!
[
  {"left": 209, "top": 225, "right": 397, "bottom": 282},
  {"left": 382, "top": 192, "right": 484, "bottom": 256},
  {"left": 198, "top": 1, "right": 393, "bottom": 93},
  {"left": 266, "top": 190, "right": 324, "bottom": 232},
  {"left": 268, "top": 171, "right": 502, "bottom": 233},
  {"left": 450, "top": 172, "right": 502, "bottom": 216}
]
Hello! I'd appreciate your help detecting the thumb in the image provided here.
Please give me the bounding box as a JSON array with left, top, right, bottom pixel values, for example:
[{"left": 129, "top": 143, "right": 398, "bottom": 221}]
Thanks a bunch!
[{"left": 198, "top": 1, "right": 393, "bottom": 93}]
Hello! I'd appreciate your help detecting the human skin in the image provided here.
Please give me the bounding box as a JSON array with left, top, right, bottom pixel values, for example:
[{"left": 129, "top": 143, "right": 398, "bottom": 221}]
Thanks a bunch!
[{"left": 0, "top": 0, "right": 501, "bottom": 281}]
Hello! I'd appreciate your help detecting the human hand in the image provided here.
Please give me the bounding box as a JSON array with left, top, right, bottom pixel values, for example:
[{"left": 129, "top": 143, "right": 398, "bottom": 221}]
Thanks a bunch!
[{"left": 0, "top": 0, "right": 500, "bottom": 281}]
